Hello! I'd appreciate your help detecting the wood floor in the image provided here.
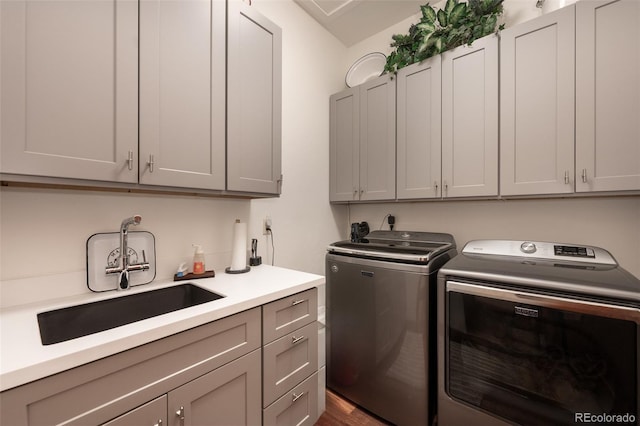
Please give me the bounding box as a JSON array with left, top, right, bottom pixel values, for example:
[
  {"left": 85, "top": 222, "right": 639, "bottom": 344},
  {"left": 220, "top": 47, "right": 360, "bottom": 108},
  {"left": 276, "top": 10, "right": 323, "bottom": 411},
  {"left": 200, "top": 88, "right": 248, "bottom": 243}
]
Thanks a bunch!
[{"left": 315, "top": 389, "right": 391, "bottom": 426}]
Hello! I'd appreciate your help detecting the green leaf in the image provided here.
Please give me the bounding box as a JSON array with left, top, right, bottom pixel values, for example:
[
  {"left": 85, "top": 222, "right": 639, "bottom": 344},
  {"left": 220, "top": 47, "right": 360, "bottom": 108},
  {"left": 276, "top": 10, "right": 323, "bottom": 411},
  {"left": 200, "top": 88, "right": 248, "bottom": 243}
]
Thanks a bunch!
[
  {"left": 421, "top": 4, "right": 437, "bottom": 23},
  {"left": 417, "top": 21, "right": 436, "bottom": 35},
  {"left": 437, "top": 9, "right": 448, "bottom": 27},
  {"left": 449, "top": 3, "right": 467, "bottom": 26},
  {"left": 444, "top": 0, "right": 457, "bottom": 16},
  {"left": 483, "top": 14, "right": 498, "bottom": 35},
  {"left": 434, "top": 37, "right": 443, "bottom": 53}
]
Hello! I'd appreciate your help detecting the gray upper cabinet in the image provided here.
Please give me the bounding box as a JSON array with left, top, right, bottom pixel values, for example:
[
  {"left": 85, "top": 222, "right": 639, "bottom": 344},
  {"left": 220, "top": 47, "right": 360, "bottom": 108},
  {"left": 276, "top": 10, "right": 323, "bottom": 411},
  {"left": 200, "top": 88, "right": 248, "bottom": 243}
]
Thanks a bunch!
[
  {"left": 396, "top": 56, "right": 442, "bottom": 200},
  {"left": 227, "top": 0, "right": 283, "bottom": 195},
  {"left": 0, "top": 0, "right": 138, "bottom": 183},
  {"left": 329, "top": 74, "right": 395, "bottom": 202},
  {"left": 329, "top": 87, "right": 360, "bottom": 202},
  {"left": 139, "top": 0, "right": 226, "bottom": 190},
  {"left": 359, "top": 75, "right": 396, "bottom": 201},
  {"left": 500, "top": 5, "right": 576, "bottom": 196},
  {"left": 441, "top": 35, "right": 499, "bottom": 198},
  {"left": 575, "top": 0, "right": 640, "bottom": 193},
  {"left": 1, "top": 0, "right": 282, "bottom": 197}
]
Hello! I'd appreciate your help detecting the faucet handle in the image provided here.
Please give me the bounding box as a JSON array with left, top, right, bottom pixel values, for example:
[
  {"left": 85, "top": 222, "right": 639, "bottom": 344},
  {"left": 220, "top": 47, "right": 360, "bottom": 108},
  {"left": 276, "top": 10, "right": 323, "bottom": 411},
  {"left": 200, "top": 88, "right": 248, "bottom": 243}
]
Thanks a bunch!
[{"left": 119, "top": 270, "right": 130, "bottom": 290}]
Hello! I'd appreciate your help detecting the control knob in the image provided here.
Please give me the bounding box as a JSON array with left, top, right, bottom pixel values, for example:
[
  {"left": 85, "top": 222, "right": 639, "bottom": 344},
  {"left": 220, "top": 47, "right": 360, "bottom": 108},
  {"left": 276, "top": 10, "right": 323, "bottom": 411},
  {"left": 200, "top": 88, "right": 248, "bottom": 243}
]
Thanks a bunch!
[{"left": 520, "top": 242, "right": 537, "bottom": 254}]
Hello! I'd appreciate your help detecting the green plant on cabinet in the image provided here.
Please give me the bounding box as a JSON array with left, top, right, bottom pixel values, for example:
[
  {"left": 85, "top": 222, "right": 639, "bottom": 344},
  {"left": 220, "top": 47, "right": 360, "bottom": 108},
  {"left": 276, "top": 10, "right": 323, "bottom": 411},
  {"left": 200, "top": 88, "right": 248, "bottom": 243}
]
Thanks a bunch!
[{"left": 385, "top": 0, "right": 504, "bottom": 73}]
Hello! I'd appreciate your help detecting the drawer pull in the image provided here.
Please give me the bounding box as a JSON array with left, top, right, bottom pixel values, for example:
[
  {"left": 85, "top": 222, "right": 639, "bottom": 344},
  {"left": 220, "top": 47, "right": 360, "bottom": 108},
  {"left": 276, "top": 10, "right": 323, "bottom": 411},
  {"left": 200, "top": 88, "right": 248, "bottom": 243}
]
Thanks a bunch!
[
  {"left": 291, "top": 299, "right": 306, "bottom": 306},
  {"left": 292, "top": 391, "right": 306, "bottom": 403},
  {"left": 176, "top": 406, "right": 185, "bottom": 425},
  {"left": 127, "top": 150, "right": 134, "bottom": 171},
  {"left": 291, "top": 335, "right": 306, "bottom": 344}
]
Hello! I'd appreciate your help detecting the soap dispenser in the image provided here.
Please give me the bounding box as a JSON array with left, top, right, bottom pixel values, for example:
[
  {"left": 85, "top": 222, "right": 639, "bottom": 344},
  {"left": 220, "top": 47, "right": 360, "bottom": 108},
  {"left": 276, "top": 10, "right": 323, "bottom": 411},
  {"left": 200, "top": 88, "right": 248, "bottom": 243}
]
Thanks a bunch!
[{"left": 192, "top": 244, "right": 205, "bottom": 274}]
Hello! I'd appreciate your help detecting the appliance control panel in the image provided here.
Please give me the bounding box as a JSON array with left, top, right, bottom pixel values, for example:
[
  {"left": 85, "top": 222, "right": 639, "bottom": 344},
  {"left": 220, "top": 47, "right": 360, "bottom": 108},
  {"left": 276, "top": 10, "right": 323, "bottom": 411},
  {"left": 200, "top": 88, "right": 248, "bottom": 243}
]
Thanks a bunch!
[{"left": 462, "top": 240, "right": 617, "bottom": 265}]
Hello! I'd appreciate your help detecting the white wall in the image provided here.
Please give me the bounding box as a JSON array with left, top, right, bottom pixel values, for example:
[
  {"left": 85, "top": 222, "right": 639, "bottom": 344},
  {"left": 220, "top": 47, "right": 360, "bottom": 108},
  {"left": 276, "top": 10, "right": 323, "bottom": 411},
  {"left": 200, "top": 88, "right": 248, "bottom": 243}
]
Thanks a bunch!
[
  {"left": 0, "top": 0, "right": 348, "bottom": 306},
  {"left": 245, "top": 0, "right": 349, "bottom": 275},
  {"left": 348, "top": 197, "right": 640, "bottom": 277}
]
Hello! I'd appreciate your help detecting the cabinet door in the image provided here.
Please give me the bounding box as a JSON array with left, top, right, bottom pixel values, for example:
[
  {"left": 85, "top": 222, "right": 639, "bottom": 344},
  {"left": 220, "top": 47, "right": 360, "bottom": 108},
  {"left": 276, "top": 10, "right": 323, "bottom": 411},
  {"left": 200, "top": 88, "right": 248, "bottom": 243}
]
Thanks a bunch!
[
  {"left": 0, "top": 0, "right": 138, "bottom": 183},
  {"left": 500, "top": 5, "right": 575, "bottom": 196},
  {"left": 442, "top": 35, "right": 498, "bottom": 198},
  {"left": 227, "top": 0, "right": 282, "bottom": 194},
  {"left": 359, "top": 75, "right": 396, "bottom": 201},
  {"left": 168, "top": 349, "right": 262, "bottom": 426},
  {"left": 329, "top": 88, "right": 360, "bottom": 202},
  {"left": 396, "top": 56, "right": 442, "bottom": 200},
  {"left": 576, "top": 0, "right": 640, "bottom": 192},
  {"left": 102, "top": 395, "right": 166, "bottom": 426},
  {"left": 139, "top": 0, "right": 225, "bottom": 190}
]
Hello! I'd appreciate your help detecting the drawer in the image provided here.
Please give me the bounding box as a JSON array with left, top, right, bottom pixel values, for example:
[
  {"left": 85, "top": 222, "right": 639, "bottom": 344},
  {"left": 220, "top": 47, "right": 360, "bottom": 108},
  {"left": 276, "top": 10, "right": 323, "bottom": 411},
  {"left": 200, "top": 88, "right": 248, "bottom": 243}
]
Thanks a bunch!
[
  {"left": 263, "top": 288, "right": 318, "bottom": 344},
  {"left": 101, "top": 395, "right": 167, "bottom": 426},
  {"left": 263, "top": 372, "right": 318, "bottom": 426},
  {"left": 263, "top": 321, "right": 318, "bottom": 407}
]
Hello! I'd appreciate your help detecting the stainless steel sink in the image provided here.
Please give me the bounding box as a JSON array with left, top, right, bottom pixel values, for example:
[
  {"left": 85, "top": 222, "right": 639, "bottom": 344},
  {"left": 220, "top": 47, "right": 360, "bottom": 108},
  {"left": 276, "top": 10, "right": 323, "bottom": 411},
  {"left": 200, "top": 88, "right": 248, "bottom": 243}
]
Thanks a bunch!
[{"left": 37, "top": 283, "right": 224, "bottom": 345}]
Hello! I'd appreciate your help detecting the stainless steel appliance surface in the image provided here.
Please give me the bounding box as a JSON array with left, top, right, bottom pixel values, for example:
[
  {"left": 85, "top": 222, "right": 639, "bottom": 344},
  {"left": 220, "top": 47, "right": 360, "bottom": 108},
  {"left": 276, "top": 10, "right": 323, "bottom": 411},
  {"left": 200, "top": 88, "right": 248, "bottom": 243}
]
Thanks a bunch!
[
  {"left": 437, "top": 240, "right": 640, "bottom": 426},
  {"left": 326, "top": 230, "right": 457, "bottom": 426}
]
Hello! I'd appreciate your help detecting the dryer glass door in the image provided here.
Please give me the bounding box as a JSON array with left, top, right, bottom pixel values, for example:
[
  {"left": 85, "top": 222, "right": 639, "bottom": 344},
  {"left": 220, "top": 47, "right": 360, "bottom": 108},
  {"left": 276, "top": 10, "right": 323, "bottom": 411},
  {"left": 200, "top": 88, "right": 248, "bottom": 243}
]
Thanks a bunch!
[{"left": 446, "top": 281, "right": 639, "bottom": 426}]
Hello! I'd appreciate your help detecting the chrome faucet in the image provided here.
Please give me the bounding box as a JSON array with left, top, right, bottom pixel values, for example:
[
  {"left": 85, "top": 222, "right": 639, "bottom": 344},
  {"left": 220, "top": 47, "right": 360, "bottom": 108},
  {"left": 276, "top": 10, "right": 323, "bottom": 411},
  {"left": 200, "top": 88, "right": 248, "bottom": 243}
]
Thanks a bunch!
[{"left": 105, "top": 215, "right": 150, "bottom": 290}]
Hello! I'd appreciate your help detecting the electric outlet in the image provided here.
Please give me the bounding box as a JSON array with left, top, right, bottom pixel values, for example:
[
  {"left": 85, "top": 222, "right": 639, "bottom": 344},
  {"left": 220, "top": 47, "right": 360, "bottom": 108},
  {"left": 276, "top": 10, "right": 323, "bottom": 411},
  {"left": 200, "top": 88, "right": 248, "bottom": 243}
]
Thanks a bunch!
[{"left": 263, "top": 216, "right": 272, "bottom": 235}]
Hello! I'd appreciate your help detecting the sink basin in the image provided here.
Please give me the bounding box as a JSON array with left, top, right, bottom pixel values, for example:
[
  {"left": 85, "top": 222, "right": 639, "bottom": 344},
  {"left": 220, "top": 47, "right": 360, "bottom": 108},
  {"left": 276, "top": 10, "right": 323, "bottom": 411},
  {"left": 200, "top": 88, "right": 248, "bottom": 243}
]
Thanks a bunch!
[{"left": 37, "top": 283, "right": 224, "bottom": 345}]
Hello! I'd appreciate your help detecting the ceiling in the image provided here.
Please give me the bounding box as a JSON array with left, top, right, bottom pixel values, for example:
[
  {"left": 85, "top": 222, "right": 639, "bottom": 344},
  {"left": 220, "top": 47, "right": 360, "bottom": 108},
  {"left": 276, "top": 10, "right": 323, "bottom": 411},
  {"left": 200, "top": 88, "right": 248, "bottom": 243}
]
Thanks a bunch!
[{"left": 293, "top": 0, "right": 425, "bottom": 46}]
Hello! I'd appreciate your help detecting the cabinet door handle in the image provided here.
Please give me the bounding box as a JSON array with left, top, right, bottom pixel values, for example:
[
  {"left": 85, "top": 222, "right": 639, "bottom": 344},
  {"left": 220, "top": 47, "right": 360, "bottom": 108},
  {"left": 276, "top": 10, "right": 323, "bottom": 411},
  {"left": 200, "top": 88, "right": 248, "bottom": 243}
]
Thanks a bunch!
[
  {"left": 564, "top": 170, "right": 570, "bottom": 184},
  {"left": 148, "top": 154, "right": 155, "bottom": 173},
  {"left": 153, "top": 420, "right": 163, "bottom": 426},
  {"left": 434, "top": 181, "right": 439, "bottom": 194},
  {"left": 176, "top": 406, "right": 185, "bottom": 425},
  {"left": 291, "top": 299, "right": 305, "bottom": 306},
  {"left": 291, "top": 335, "right": 305, "bottom": 344},
  {"left": 127, "top": 150, "right": 134, "bottom": 171},
  {"left": 581, "top": 168, "right": 588, "bottom": 183},
  {"left": 292, "top": 391, "right": 306, "bottom": 403}
]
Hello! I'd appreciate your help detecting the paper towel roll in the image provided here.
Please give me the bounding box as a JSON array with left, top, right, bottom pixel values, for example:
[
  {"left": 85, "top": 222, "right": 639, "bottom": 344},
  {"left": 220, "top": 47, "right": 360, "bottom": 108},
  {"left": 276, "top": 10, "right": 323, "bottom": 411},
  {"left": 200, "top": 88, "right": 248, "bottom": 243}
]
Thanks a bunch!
[{"left": 229, "top": 220, "right": 247, "bottom": 271}]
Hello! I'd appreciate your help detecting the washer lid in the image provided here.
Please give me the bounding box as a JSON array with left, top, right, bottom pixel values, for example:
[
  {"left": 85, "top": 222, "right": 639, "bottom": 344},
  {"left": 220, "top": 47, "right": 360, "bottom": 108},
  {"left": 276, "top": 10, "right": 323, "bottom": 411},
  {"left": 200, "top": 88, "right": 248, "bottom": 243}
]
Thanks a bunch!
[{"left": 327, "top": 230, "right": 455, "bottom": 264}]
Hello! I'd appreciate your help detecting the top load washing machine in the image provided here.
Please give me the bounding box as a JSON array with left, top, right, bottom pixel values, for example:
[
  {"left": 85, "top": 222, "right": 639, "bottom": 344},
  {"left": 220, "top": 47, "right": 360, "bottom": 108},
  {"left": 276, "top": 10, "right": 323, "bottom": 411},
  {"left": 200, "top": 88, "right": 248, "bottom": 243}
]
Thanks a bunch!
[
  {"left": 327, "top": 230, "right": 456, "bottom": 426},
  {"left": 437, "top": 240, "right": 640, "bottom": 426}
]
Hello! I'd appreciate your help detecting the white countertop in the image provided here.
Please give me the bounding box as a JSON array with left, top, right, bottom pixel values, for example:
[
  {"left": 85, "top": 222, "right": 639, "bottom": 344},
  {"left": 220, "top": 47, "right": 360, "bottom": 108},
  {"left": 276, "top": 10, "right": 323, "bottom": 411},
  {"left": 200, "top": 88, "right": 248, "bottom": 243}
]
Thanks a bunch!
[{"left": 0, "top": 265, "right": 324, "bottom": 392}]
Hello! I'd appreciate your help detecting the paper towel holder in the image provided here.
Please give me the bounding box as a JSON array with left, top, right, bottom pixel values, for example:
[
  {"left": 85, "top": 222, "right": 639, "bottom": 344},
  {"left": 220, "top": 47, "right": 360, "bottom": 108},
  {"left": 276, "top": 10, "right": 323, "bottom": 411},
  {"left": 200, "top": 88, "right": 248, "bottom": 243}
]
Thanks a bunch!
[
  {"left": 225, "top": 265, "right": 250, "bottom": 274},
  {"left": 226, "top": 219, "right": 251, "bottom": 274}
]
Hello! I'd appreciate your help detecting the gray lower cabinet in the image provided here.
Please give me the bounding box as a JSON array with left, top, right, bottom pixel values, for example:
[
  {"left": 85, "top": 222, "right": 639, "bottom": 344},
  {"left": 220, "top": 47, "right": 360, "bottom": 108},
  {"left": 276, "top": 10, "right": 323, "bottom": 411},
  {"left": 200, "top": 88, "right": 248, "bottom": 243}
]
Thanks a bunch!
[
  {"left": 227, "top": 0, "right": 283, "bottom": 195},
  {"left": 262, "top": 288, "right": 320, "bottom": 425},
  {"left": 0, "top": 308, "right": 261, "bottom": 426},
  {"left": 104, "top": 350, "right": 262, "bottom": 426},
  {"left": 167, "top": 349, "right": 262, "bottom": 426}
]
